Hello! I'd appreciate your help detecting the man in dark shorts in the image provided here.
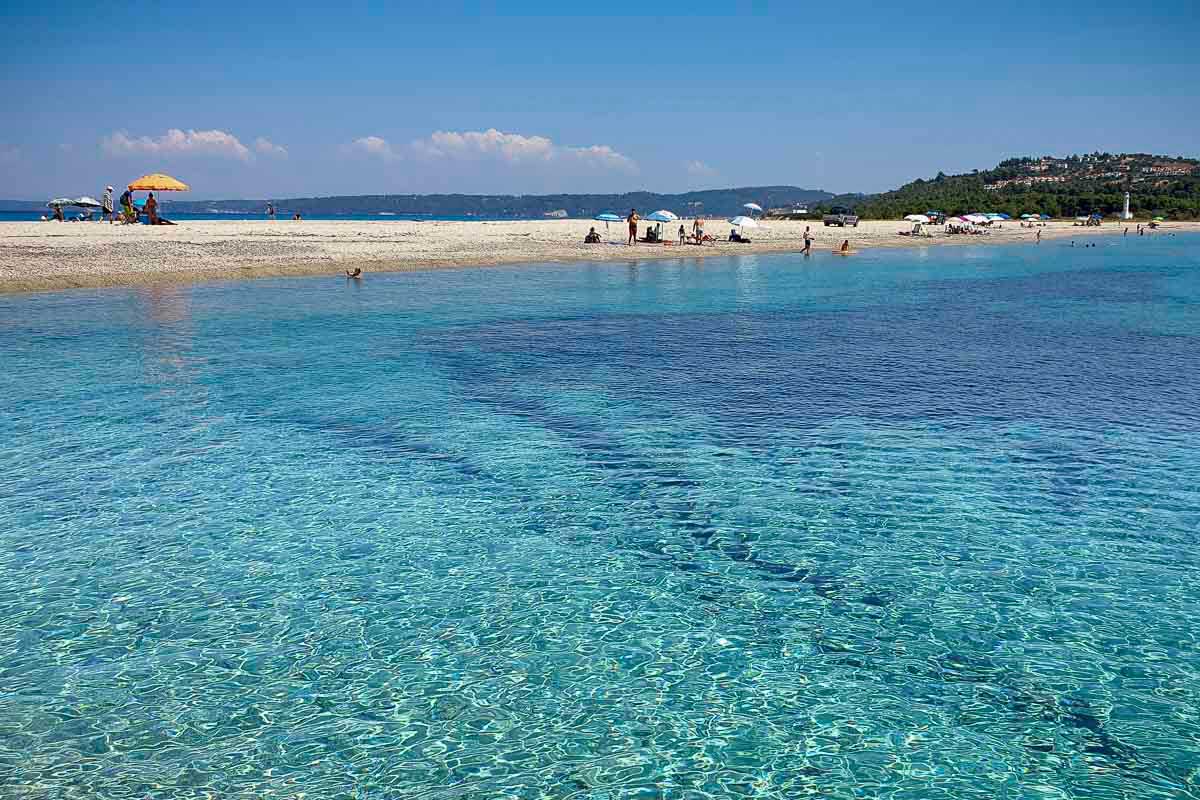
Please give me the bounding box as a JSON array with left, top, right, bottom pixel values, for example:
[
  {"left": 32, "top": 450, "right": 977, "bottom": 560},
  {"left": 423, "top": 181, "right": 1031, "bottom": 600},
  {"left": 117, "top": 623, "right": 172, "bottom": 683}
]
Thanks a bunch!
[{"left": 626, "top": 208, "right": 639, "bottom": 245}]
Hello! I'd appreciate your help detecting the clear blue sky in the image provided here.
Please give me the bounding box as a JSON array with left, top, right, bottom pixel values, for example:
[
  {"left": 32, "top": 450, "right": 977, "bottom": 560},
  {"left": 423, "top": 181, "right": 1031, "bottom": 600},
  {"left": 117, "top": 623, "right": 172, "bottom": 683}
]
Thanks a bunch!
[{"left": 2, "top": 1, "right": 1197, "bottom": 199}]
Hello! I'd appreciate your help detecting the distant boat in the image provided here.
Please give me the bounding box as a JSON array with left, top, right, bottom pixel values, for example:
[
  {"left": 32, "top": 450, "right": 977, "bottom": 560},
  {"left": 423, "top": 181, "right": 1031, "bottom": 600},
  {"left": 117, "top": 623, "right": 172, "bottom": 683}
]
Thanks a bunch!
[{"left": 378, "top": 212, "right": 397, "bottom": 216}]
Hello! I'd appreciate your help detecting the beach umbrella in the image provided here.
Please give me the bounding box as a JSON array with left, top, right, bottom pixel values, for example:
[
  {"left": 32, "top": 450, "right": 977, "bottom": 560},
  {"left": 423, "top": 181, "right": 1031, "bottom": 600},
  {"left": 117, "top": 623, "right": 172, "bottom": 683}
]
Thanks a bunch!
[
  {"left": 1020, "top": 213, "right": 1036, "bottom": 219},
  {"left": 1040, "top": 214, "right": 1051, "bottom": 220},
  {"left": 127, "top": 173, "right": 190, "bottom": 191},
  {"left": 904, "top": 214, "right": 931, "bottom": 223},
  {"left": 729, "top": 215, "right": 760, "bottom": 228},
  {"left": 46, "top": 198, "right": 73, "bottom": 207},
  {"left": 72, "top": 196, "right": 103, "bottom": 208},
  {"left": 646, "top": 210, "right": 678, "bottom": 222},
  {"left": 1153, "top": 216, "right": 1165, "bottom": 222},
  {"left": 743, "top": 202, "right": 763, "bottom": 215},
  {"left": 965, "top": 214, "right": 989, "bottom": 224},
  {"left": 595, "top": 211, "right": 622, "bottom": 230}
]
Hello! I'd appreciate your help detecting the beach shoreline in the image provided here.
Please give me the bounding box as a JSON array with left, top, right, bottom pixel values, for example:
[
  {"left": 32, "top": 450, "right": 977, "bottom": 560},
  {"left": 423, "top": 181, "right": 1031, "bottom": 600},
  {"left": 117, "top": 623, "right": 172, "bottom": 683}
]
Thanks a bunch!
[{"left": 1, "top": 218, "right": 1193, "bottom": 296}]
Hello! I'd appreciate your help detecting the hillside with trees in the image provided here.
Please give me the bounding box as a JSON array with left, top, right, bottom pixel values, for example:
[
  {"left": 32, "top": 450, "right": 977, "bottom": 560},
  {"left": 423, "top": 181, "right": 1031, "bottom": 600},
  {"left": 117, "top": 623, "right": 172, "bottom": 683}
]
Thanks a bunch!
[{"left": 819, "top": 153, "right": 1200, "bottom": 220}]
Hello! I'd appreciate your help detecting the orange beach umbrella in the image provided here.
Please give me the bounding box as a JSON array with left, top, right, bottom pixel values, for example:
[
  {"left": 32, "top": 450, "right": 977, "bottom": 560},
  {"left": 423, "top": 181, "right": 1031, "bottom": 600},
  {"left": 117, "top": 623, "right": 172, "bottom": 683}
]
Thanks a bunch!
[{"left": 127, "top": 173, "right": 190, "bottom": 191}]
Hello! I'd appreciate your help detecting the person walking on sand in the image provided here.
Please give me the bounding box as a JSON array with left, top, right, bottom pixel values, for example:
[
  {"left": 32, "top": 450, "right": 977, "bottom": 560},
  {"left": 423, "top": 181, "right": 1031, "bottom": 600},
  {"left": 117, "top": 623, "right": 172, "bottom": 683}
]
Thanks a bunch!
[
  {"left": 119, "top": 186, "right": 134, "bottom": 223},
  {"left": 626, "top": 208, "right": 639, "bottom": 245},
  {"left": 101, "top": 186, "right": 114, "bottom": 223},
  {"left": 145, "top": 192, "right": 158, "bottom": 225}
]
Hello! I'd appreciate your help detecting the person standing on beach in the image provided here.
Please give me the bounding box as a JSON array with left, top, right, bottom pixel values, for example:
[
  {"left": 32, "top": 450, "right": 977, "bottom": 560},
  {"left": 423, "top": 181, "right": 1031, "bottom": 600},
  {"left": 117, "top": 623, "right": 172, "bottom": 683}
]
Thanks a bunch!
[
  {"left": 803, "top": 226, "right": 813, "bottom": 255},
  {"left": 1036, "top": 229, "right": 1041, "bottom": 244},
  {"left": 267, "top": 202, "right": 276, "bottom": 221},
  {"left": 101, "top": 186, "right": 114, "bottom": 223},
  {"left": 678, "top": 224, "right": 686, "bottom": 245},
  {"left": 627, "top": 208, "right": 639, "bottom": 245},
  {"left": 692, "top": 216, "right": 704, "bottom": 243},
  {"left": 145, "top": 192, "right": 158, "bottom": 225},
  {"left": 119, "top": 187, "right": 134, "bottom": 223}
]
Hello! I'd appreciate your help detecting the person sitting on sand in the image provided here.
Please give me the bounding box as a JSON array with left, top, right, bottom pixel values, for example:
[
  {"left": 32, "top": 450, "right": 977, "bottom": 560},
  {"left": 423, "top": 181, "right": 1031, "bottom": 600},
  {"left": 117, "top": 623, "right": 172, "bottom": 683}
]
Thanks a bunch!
[
  {"left": 626, "top": 209, "right": 639, "bottom": 245},
  {"left": 346, "top": 268, "right": 362, "bottom": 279},
  {"left": 584, "top": 227, "right": 601, "bottom": 244},
  {"left": 52, "top": 205, "right": 64, "bottom": 222},
  {"left": 294, "top": 212, "right": 302, "bottom": 221}
]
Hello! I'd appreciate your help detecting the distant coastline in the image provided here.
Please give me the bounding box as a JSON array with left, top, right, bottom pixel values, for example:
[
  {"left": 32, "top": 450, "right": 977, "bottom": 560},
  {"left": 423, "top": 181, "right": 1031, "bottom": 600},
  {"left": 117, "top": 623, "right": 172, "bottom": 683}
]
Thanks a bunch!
[{"left": 0, "top": 185, "right": 835, "bottom": 222}]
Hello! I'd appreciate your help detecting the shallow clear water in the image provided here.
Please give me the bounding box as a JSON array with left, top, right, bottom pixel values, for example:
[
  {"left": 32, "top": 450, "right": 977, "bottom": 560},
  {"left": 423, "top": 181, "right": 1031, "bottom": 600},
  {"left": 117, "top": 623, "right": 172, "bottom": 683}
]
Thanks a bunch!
[{"left": 1, "top": 237, "right": 1199, "bottom": 799}]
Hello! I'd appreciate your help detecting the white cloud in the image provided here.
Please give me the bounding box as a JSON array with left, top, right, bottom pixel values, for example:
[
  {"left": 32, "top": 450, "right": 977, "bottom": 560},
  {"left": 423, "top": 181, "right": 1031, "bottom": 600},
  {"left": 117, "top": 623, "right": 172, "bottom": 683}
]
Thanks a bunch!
[
  {"left": 254, "top": 137, "right": 288, "bottom": 158},
  {"left": 411, "top": 128, "right": 636, "bottom": 172},
  {"left": 344, "top": 135, "right": 400, "bottom": 161},
  {"left": 686, "top": 160, "right": 717, "bottom": 177},
  {"left": 102, "top": 128, "right": 252, "bottom": 161}
]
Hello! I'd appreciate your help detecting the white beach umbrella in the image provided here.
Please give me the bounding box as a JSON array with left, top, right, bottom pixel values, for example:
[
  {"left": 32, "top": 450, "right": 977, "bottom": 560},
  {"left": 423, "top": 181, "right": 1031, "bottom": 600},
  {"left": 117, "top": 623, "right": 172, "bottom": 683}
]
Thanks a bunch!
[
  {"left": 646, "top": 210, "right": 679, "bottom": 222},
  {"left": 904, "top": 214, "right": 931, "bottom": 223},
  {"left": 46, "top": 198, "right": 73, "bottom": 207},
  {"left": 72, "top": 196, "right": 103, "bottom": 208},
  {"left": 743, "top": 203, "right": 763, "bottom": 213},
  {"left": 964, "top": 214, "right": 989, "bottom": 224},
  {"left": 729, "top": 215, "right": 760, "bottom": 228}
]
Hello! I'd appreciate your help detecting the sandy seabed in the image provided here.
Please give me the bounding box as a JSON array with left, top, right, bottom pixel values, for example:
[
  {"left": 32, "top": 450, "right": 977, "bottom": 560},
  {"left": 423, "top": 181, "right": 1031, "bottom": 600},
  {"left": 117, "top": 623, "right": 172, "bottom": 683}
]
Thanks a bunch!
[{"left": 0, "top": 217, "right": 1192, "bottom": 295}]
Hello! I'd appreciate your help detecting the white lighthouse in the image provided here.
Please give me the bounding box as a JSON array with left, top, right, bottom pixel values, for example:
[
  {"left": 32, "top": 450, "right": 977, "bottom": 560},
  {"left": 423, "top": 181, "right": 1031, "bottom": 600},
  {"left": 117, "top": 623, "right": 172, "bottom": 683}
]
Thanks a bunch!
[{"left": 1122, "top": 191, "right": 1133, "bottom": 220}]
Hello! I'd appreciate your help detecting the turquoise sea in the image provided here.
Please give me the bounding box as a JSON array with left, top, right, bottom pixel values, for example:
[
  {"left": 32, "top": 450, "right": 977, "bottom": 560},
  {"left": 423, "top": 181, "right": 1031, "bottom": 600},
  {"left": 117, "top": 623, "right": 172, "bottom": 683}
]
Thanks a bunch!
[{"left": 1, "top": 237, "right": 1198, "bottom": 799}]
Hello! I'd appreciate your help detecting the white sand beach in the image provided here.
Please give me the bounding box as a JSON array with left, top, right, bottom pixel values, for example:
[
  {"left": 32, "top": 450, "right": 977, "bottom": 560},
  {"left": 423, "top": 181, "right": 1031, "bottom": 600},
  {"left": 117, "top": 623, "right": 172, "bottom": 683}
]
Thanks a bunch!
[{"left": 1, "top": 218, "right": 1193, "bottom": 294}]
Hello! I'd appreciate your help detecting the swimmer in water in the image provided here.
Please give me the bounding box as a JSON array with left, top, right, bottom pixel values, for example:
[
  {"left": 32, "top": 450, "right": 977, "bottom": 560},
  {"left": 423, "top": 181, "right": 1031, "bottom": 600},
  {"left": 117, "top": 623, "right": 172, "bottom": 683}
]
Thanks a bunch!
[{"left": 345, "top": 268, "right": 362, "bottom": 279}]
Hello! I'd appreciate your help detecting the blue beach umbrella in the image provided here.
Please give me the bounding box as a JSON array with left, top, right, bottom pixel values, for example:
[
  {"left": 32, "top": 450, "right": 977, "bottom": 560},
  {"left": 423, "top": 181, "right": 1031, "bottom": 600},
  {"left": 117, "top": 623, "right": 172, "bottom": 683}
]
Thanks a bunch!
[
  {"left": 594, "top": 211, "right": 622, "bottom": 231},
  {"left": 1040, "top": 214, "right": 1051, "bottom": 220}
]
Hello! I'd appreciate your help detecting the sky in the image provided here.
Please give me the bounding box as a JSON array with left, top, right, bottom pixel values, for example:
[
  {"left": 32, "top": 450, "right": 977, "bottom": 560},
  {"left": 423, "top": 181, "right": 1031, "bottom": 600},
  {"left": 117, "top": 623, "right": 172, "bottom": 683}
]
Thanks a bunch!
[{"left": 1, "top": 1, "right": 1198, "bottom": 200}]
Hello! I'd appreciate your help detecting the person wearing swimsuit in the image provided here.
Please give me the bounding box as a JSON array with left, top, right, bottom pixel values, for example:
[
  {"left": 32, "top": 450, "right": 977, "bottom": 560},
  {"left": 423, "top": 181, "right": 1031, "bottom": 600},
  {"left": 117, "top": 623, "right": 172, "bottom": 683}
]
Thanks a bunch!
[{"left": 627, "top": 209, "right": 639, "bottom": 245}]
